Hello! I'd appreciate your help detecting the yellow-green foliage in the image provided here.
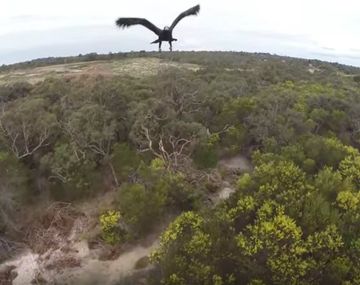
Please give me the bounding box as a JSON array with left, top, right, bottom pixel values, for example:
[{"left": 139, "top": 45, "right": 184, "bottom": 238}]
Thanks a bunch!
[
  {"left": 153, "top": 148, "right": 360, "bottom": 284},
  {"left": 253, "top": 160, "right": 311, "bottom": 216},
  {"left": 150, "top": 158, "right": 166, "bottom": 170},
  {"left": 337, "top": 191, "right": 360, "bottom": 214},
  {"left": 236, "top": 204, "right": 303, "bottom": 256},
  {"left": 248, "top": 279, "right": 266, "bottom": 285},
  {"left": 254, "top": 160, "right": 306, "bottom": 194},
  {"left": 99, "top": 210, "right": 121, "bottom": 245},
  {"left": 228, "top": 195, "right": 256, "bottom": 221},
  {"left": 0, "top": 151, "right": 9, "bottom": 161},
  {"left": 236, "top": 173, "right": 252, "bottom": 191},
  {"left": 152, "top": 211, "right": 204, "bottom": 262},
  {"left": 167, "top": 274, "right": 186, "bottom": 285},
  {"left": 207, "top": 133, "right": 220, "bottom": 147},
  {"left": 151, "top": 212, "right": 217, "bottom": 284},
  {"left": 339, "top": 154, "right": 360, "bottom": 186},
  {"left": 236, "top": 200, "right": 344, "bottom": 284},
  {"left": 306, "top": 225, "right": 343, "bottom": 253}
]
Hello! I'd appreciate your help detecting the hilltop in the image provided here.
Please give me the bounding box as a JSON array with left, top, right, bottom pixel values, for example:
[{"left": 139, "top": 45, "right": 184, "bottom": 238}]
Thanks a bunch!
[
  {"left": 1, "top": 51, "right": 360, "bottom": 85},
  {"left": 1, "top": 52, "right": 360, "bottom": 285}
]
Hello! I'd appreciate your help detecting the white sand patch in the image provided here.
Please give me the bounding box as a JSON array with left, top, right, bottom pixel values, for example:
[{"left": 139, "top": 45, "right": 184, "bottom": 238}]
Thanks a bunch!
[
  {"left": 53, "top": 240, "right": 158, "bottom": 285},
  {"left": 1, "top": 250, "right": 40, "bottom": 285},
  {"left": 218, "top": 187, "right": 236, "bottom": 200},
  {"left": 0, "top": 237, "right": 158, "bottom": 285},
  {"left": 218, "top": 154, "right": 252, "bottom": 172},
  {"left": 210, "top": 155, "right": 253, "bottom": 204}
]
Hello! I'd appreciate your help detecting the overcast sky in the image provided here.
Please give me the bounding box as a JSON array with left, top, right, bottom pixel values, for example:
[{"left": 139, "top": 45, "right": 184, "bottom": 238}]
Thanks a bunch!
[{"left": 1, "top": 0, "right": 360, "bottom": 66}]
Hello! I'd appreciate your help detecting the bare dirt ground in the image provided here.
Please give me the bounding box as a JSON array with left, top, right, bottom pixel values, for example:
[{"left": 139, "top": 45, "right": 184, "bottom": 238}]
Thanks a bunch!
[
  {"left": 0, "top": 191, "right": 163, "bottom": 285},
  {"left": 0, "top": 251, "right": 39, "bottom": 285},
  {"left": 1, "top": 238, "right": 158, "bottom": 285},
  {"left": 211, "top": 154, "right": 252, "bottom": 204},
  {"left": 0, "top": 154, "right": 251, "bottom": 284},
  {"left": 218, "top": 154, "right": 252, "bottom": 173},
  {"left": 0, "top": 58, "right": 201, "bottom": 85},
  {"left": 52, "top": 240, "right": 158, "bottom": 285}
]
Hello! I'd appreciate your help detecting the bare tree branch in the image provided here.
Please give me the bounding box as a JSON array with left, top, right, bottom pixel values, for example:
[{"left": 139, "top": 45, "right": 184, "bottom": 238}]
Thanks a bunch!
[{"left": 0, "top": 117, "right": 51, "bottom": 159}]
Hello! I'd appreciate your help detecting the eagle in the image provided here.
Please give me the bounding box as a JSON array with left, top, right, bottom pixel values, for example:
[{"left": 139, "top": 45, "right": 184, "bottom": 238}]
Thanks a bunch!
[{"left": 116, "top": 4, "right": 200, "bottom": 52}]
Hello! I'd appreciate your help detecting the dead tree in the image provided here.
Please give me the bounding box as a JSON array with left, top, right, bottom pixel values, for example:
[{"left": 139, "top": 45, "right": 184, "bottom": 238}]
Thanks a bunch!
[
  {"left": 139, "top": 125, "right": 198, "bottom": 169},
  {"left": 0, "top": 117, "right": 51, "bottom": 159}
]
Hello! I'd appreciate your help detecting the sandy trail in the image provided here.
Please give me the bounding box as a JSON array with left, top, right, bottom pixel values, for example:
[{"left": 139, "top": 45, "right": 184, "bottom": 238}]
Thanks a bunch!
[
  {"left": 53, "top": 240, "right": 158, "bottom": 285},
  {"left": 212, "top": 154, "right": 252, "bottom": 203},
  {"left": 218, "top": 154, "right": 252, "bottom": 172},
  {"left": 0, "top": 250, "right": 40, "bottom": 285},
  {"left": 0, "top": 238, "right": 158, "bottom": 285},
  {"left": 0, "top": 192, "right": 160, "bottom": 285}
]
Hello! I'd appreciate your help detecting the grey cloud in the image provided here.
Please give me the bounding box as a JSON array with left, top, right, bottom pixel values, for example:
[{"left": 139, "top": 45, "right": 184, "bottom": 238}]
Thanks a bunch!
[{"left": 1, "top": 24, "right": 360, "bottom": 67}]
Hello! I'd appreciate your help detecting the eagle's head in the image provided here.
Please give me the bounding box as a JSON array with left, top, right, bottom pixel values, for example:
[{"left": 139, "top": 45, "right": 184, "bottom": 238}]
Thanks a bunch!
[{"left": 164, "top": 26, "right": 170, "bottom": 30}]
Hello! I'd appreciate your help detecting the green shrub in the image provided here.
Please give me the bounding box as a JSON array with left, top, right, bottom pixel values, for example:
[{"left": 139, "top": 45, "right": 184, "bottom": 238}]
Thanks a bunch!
[
  {"left": 192, "top": 144, "right": 218, "bottom": 169},
  {"left": 99, "top": 210, "right": 122, "bottom": 245},
  {"left": 118, "top": 183, "right": 167, "bottom": 235}
]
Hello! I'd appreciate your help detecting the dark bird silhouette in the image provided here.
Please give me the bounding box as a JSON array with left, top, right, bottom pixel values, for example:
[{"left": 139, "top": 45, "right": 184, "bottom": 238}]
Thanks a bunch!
[{"left": 116, "top": 4, "right": 200, "bottom": 52}]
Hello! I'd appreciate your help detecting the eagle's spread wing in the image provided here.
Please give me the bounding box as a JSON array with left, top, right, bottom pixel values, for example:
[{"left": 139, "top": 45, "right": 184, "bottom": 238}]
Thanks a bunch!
[
  {"left": 116, "top": 18, "right": 161, "bottom": 36},
  {"left": 170, "top": 5, "right": 200, "bottom": 31}
]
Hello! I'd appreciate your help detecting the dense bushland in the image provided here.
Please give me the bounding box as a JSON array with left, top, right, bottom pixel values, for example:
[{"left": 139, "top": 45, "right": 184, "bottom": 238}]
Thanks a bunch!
[{"left": 1, "top": 52, "right": 360, "bottom": 284}]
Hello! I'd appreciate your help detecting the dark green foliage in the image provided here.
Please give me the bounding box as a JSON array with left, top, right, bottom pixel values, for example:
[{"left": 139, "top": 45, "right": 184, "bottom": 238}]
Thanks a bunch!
[
  {"left": 40, "top": 143, "right": 101, "bottom": 200},
  {"left": 192, "top": 143, "right": 218, "bottom": 169},
  {"left": 0, "top": 151, "right": 29, "bottom": 234},
  {"left": 0, "top": 81, "right": 32, "bottom": 102},
  {"left": 119, "top": 183, "right": 167, "bottom": 235},
  {"left": 118, "top": 161, "right": 197, "bottom": 235},
  {"left": 111, "top": 143, "right": 140, "bottom": 181}
]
